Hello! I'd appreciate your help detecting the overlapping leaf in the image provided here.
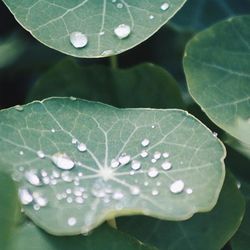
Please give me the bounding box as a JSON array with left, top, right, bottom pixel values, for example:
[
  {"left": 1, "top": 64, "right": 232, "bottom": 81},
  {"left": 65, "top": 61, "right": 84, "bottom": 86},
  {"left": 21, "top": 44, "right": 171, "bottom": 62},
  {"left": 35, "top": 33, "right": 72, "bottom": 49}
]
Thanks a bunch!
[
  {"left": 2, "top": 0, "right": 186, "bottom": 57},
  {"left": 0, "top": 98, "right": 225, "bottom": 235}
]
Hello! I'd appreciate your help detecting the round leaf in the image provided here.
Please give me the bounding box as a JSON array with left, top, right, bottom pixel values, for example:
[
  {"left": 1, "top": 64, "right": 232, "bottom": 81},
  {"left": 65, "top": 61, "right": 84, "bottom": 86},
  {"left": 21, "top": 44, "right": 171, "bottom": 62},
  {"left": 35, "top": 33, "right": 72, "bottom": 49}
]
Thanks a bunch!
[
  {"left": 2, "top": 0, "right": 186, "bottom": 58},
  {"left": 184, "top": 16, "right": 250, "bottom": 146},
  {"left": 0, "top": 98, "right": 225, "bottom": 235}
]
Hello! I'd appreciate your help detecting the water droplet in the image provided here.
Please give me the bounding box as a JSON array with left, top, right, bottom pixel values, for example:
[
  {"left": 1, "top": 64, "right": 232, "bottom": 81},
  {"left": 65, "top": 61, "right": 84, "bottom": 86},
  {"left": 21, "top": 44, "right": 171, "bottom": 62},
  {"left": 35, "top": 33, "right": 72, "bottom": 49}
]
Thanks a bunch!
[
  {"left": 141, "top": 150, "right": 148, "bottom": 158},
  {"left": 68, "top": 217, "right": 77, "bottom": 226},
  {"left": 151, "top": 159, "right": 157, "bottom": 163},
  {"left": 72, "top": 138, "right": 77, "bottom": 144},
  {"left": 149, "top": 15, "right": 154, "bottom": 19},
  {"left": 14, "top": 105, "right": 24, "bottom": 111},
  {"left": 77, "top": 143, "right": 87, "bottom": 152},
  {"left": 111, "top": 159, "right": 119, "bottom": 168},
  {"left": 144, "top": 181, "right": 149, "bottom": 186},
  {"left": 19, "top": 151, "right": 24, "bottom": 156},
  {"left": 186, "top": 188, "right": 193, "bottom": 194},
  {"left": 152, "top": 189, "right": 159, "bottom": 196},
  {"left": 237, "top": 181, "right": 241, "bottom": 189},
  {"left": 114, "top": 24, "right": 131, "bottom": 39},
  {"left": 131, "top": 160, "right": 141, "bottom": 170},
  {"left": 101, "top": 50, "right": 114, "bottom": 56},
  {"left": 130, "top": 186, "right": 140, "bottom": 195},
  {"left": 117, "top": 3, "right": 123, "bottom": 8},
  {"left": 42, "top": 177, "right": 50, "bottom": 185},
  {"left": 67, "top": 197, "right": 73, "bottom": 203},
  {"left": 61, "top": 171, "right": 73, "bottom": 182},
  {"left": 163, "top": 152, "right": 169, "bottom": 158},
  {"left": 112, "top": 191, "right": 124, "bottom": 200},
  {"left": 213, "top": 132, "right": 218, "bottom": 137},
  {"left": 118, "top": 154, "right": 131, "bottom": 165},
  {"left": 141, "top": 139, "right": 150, "bottom": 147},
  {"left": 99, "top": 31, "right": 105, "bottom": 35},
  {"left": 151, "top": 125, "right": 155, "bottom": 128},
  {"left": 129, "top": 170, "right": 135, "bottom": 175},
  {"left": 170, "top": 180, "right": 185, "bottom": 194},
  {"left": 52, "top": 170, "right": 60, "bottom": 178},
  {"left": 148, "top": 167, "right": 159, "bottom": 178},
  {"left": 160, "top": 2, "right": 170, "bottom": 11},
  {"left": 75, "top": 197, "right": 84, "bottom": 204},
  {"left": 161, "top": 161, "right": 172, "bottom": 170},
  {"left": 25, "top": 170, "right": 42, "bottom": 186},
  {"left": 156, "top": 181, "right": 161, "bottom": 186},
  {"left": 33, "top": 193, "right": 48, "bottom": 207},
  {"left": 154, "top": 151, "right": 161, "bottom": 160},
  {"left": 70, "top": 32, "right": 88, "bottom": 48},
  {"left": 33, "top": 204, "right": 40, "bottom": 211},
  {"left": 52, "top": 153, "right": 75, "bottom": 170},
  {"left": 51, "top": 128, "right": 55, "bottom": 133},
  {"left": 18, "top": 188, "right": 33, "bottom": 205},
  {"left": 37, "top": 150, "right": 45, "bottom": 159},
  {"left": 70, "top": 96, "right": 77, "bottom": 101}
]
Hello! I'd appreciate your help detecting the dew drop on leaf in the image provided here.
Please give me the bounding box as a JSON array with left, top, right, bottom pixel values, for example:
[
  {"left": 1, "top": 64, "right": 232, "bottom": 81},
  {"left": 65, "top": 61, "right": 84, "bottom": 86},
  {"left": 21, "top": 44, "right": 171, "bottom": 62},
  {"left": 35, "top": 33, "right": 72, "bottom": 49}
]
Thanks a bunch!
[
  {"left": 147, "top": 167, "right": 159, "bottom": 178},
  {"left": 131, "top": 160, "right": 141, "bottom": 170},
  {"left": 37, "top": 150, "right": 45, "bottom": 159},
  {"left": 141, "top": 150, "right": 148, "bottom": 158},
  {"left": 14, "top": 105, "right": 24, "bottom": 111},
  {"left": 118, "top": 154, "right": 131, "bottom": 165},
  {"left": 160, "top": 2, "right": 170, "bottom": 11},
  {"left": 112, "top": 191, "right": 124, "bottom": 200},
  {"left": 170, "top": 180, "right": 185, "bottom": 194},
  {"left": 114, "top": 24, "right": 131, "bottom": 39},
  {"left": 25, "top": 170, "right": 42, "bottom": 186},
  {"left": 69, "top": 32, "right": 88, "bottom": 48},
  {"left": 68, "top": 217, "right": 77, "bottom": 226},
  {"left": 186, "top": 188, "right": 193, "bottom": 194},
  {"left": 18, "top": 188, "right": 33, "bottom": 205},
  {"left": 52, "top": 153, "right": 75, "bottom": 170},
  {"left": 141, "top": 139, "right": 150, "bottom": 147},
  {"left": 111, "top": 159, "right": 119, "bottom": 168},
  {"left": 77, "top": 143, "right": 87, "bottom": 152},
  {"left": 161, "top": 161, "right": 172, "bottom": 170}
]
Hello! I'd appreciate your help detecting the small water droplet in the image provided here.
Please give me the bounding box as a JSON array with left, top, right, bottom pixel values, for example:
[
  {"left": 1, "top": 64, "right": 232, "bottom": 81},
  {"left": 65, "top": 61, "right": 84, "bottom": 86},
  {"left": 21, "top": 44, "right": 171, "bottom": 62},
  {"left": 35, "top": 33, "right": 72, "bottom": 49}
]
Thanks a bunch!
[
  {"left": 141, "top": 150, "right": 148, "bottom": 158},
  {"left": 152, "top": 189, "right": 159, "bottom": 196},
  {"left": 75, "top": 197, "right": 84, "bottom": 204},
  {"left": 160, "top": 2, "right": 170, "bottom": 11},
  {"left": 112, "top": 191, "right": 124, "bottom": 200},
  {"left": 117, "top": 3, "right": 123, "bottom": 8},
  {"left": 42, "top": 177, "right": 50, "bottom": 185},
  {"left": 70, "top": 96, "right": 77, "bottom": 101},
  {"left": 67, "top": 197, "right": 73, "bottom": 203},
  {"left": 19, "top": 151, "right": 24, "bottom": 156},
  {"left": 148, "top": 167, "right": 159, "bottom": 178},
  {"left": 186, "top": 188, "right": 193, "bottom": 194},
  {"left": 18, "top": 188, "right": 33, "bottom": 205},
  {"left": 129, "top": 170, "right": 135, "bottom": 175},
  {"left": 154, "top": 151, "right": 161, "bottom": 160},
  {"left": 68, "top": 217, "right": 77, "bottom": 226},
  {"left": 77, "top": 143, "right": 87, "bottom": 152},
  {"left": 156, "top": 181, "right": 161, "bottom": 186},
  {"left": 213, "top": 132, "right": 218, "bottom": 137},
  {"left": 141, "top": 139, "right": 150, "bottom": 147},
  {"left": 14, "top": 105, "right": 24, "bottom": 111},
  {"left": 51, "top": 129, "right": 55, "bottom": 133},
  {"left": 151, "top": 125, "right": 155, "bottom": 129},
  {"left": 149, "top": 15, "right": 154, "bottom": 19},
  {"left": 163, "top": 152, "right": 169, "bottom": 158},
  {"left": 33, "top": 193, "right": 48, "bottom": 207},
  {"left": 130, "top": 186, "right": 140, "bottom": 195},
  {"left": 111, "top": 159, "right": 119, "bottom": 168},
  {"left": 101, "top": 50, "right": 114, "bottom": 56},
  {"left": 161, "top": 161, "right": 172, "bottom": 170},
  {"left": 37, "top": 150, "right": 45, "bottom": 159},
  {"left": 114, "top": 24, "right": 131, "bottom": 39},
  {"left": 70, "top": 32, "right": 88, "bottom": 48},
  {"left": 118, "top": 154, "right": 131, "bottom": 165},
  {"left": 237, "top": 181, "right": 241, "bottom": 189},
  {"left": 170, "top": 180, "right": 185, "bottom": 194},
  {"left": 144, "top": 181, "right": 149, "bottom": 186},
  {"left": 25, "top": 170, "right": 42, "bottom": 186},
  {"left": 72, "top": 138, "right": 77, "bottom": 144},
  {"left": 61, "top": 171, "right": 73, "bottom": 182},
  {"left": 151, "top": 159, "right": 157, "bottom": 163},
  {"left": 52, "top": 153, "right": 75, "bottom": 170},
  {"left": 131, "top": 160, "right": 141, "bottom": 170}
]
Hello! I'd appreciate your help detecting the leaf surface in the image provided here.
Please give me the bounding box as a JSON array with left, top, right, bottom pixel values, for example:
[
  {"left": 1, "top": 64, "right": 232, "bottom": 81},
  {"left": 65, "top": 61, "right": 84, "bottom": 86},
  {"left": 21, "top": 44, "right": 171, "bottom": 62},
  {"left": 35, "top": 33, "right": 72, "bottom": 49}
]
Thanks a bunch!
[
  {"left": 2, "top": 0, "right": 186, "bottom": 57},
  {"left": 0, "top": 98, "right": 225, "bottom": 235}
]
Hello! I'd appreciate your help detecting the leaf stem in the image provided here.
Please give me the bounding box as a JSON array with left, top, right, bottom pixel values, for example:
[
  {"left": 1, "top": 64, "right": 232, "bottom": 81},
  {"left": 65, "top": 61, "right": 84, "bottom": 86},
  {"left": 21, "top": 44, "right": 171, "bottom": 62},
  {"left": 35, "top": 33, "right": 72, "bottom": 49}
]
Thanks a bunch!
[
  {"left": 107, "top": 218, "right": 117, "bottom": 229},
  {"left": 110, "top": 55, "right": 118, "bottom": 69}
]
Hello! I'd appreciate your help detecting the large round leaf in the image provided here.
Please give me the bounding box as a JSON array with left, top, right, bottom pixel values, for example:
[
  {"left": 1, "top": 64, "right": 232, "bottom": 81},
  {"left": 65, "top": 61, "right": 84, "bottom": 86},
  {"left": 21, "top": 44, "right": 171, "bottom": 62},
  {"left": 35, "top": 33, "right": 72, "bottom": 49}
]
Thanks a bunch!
[
  {"left": 0, "top": 98, "right": 225, "bottom": 235},
  {"left": 118, "top": 171, "right": 245, "bottom": 250},
  {"left": 8, "top": 223, "right": 156, "bottom": 250},
  {"left": 184, "top": 16, "right": 250, "bottom": 146},
  {"left": 27, "top": 60, "right": 184, "bottom": 109},
  {"left": 2, "top": 0, "right": 186, "bottom": 58}
]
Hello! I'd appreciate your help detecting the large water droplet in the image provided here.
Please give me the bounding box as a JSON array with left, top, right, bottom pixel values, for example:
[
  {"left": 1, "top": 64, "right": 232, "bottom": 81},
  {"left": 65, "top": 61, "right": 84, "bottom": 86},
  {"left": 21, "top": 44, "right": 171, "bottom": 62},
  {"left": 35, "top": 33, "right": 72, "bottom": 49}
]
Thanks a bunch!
[
  {"left": 70, "top": 32, "right": 88, "bottom": 48},
  {"left": 160, "top": 2, "right": 170, "bottom": 11},
  {"left": 147, "top": 167, "right": 159, "bottom": 178},
  {"left": 161, "top": 161, "right": 172, "bottom": 170},
  {"left": 170, "top": 180, "right": 185, "bottom": 194},
  {"left": 52, "top": 153, "right": 75, "bottom": 170},
  {"left": 118, "top": 154, "right": 131, "bottom": 165},
  {"left": 141, "top": 139, "right": 150, "bottom": 147},
  {"left": 25, "top": 170, "right": 42, "bottom": 186},
  {"left": 131, "top": 160, "right": 141, "bottom": 170},
  {"left": 77, "top": 143, "right": 87, "bottom": 152},
  {"left": 18, "top": 188, "right": 33, "bottom": 205},
  {"left": 68, "top": 217, "right": 77, "bottom": 226},
  {"left": 114, "top": 24, "right": 131, "bottom": 39}
]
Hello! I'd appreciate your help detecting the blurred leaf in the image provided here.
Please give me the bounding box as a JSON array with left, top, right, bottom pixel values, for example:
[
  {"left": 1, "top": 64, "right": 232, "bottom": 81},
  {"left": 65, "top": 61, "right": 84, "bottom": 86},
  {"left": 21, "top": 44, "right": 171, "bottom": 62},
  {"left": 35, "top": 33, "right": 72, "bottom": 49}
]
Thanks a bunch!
[
  {"left": 0, "top": 169, "right": 19, "bottom": 250},
  {"left": 8, "top": 222, "right": 157, "bottom": 250},
  {"left": 171, "top": 0, "right": 250, "bottom": 30},
  {"left": 118, "top": 171, "right": 245, "bottom": 250},
  {"left": 27, "top": 59, "right": 185, "bottom": 109},
  {"left": 0, "top": 98, "right": 225, "bottom": 235},
  {"left": 2, "top": 0, "right": 186, "bottom": 58},
  {"left": 184, "top": 16, "right": 250, "bottom": 146}
]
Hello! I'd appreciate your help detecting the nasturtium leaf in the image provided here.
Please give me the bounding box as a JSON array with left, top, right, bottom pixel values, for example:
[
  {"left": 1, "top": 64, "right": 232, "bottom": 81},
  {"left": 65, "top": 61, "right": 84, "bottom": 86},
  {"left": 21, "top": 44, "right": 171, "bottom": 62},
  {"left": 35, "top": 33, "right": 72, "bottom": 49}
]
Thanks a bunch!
[
  {"left": 8, "top": 223, "right": 157, "bottom": 250},
  {"left": 171, "top": 0, "right": 250, "bottom": 30},
  {"left": 2, "top": 0, "right": 187, "bottom": 58},
  {"left": 118, "top": 171, "right": 245, "bottom": 250},
  {"left": 184, "top": 16, "right": 250, "bottom": 146},
  {"left": 27, "top": 59, "right": 184, "bottom": 109},
  {"left": 0, "top": 98, "right": 225, "bottom": 235},
  {"left": 0, "top": 170, "right": 19, "bottom": 250}
]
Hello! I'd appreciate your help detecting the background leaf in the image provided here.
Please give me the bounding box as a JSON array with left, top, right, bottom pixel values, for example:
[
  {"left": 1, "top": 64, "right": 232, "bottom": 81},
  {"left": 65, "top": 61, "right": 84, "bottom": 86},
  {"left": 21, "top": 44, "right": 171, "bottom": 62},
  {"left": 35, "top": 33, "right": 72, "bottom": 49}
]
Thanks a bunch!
[
  {"left": 184, "top": 15, "right": 250, "bottom": 146},
  {"left": 8, "top": 222, "right": 157, "bottom": 250},
  {"left": 27, "top": 59, "right": 184, "bottom": 109},
  {"left": 0, "top": 98, "right": 225, "bottom": 235},
  {"left": 2, "top": 0, "right": 186, "bottom": 58},
  {"left": 118, "top": 171, "right": 245, "bottom": 250}
]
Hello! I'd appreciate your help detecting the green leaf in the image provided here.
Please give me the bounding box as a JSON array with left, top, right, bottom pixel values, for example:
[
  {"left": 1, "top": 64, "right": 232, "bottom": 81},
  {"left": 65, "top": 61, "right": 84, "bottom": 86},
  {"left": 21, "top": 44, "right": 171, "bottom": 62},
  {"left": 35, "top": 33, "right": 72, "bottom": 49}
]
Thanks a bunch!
[
  {"left": 2, "top": 0, "right": 186, "bottom": 58},
  {"left": 0, "top": 169, "right": 19, "bottom": 250},
  {"left": 231, "top": 181, "right": 250, "bottom": 250},
  {"left": 27, "top": 59, "right": 184, "bottom": 109},
  {"left": 171, "top": 0, "right": 250, "bottom": 31},
  {"left": 184, "top": 16, "right": 250, "bottom": 146},
  {"left": 118, "top": 171, "right": 245, "bottom": 250},
  {"left": 8, "top": 222, "right": 157, "bottom": 250},
  {"left": 0, "top": 98, "right": 225, "bottom": 235}
]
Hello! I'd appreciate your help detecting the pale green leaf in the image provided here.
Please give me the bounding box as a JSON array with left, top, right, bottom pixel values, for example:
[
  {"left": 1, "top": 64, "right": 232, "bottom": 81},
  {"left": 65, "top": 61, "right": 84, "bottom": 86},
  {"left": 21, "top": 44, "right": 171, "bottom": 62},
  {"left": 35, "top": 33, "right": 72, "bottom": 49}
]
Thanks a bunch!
[
  {"left": 184, "top": 16, "right": 250, "bottom": 146},
  {"left": 2, "top": 0, "right": 186, "bottom": 58},
  {"left": 0, "top": 98, "right": 225, "bottom": 235}
]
